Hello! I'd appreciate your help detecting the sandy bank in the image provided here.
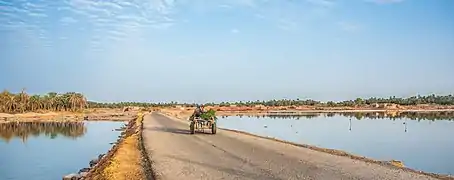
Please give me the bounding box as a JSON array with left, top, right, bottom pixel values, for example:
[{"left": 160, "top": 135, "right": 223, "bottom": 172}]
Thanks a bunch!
[
  {"left": 0, "top": 109, "right": 138, "bottom": 124},
  {"left": 75, "top": 112, "right": 154, "bottom": 180}
]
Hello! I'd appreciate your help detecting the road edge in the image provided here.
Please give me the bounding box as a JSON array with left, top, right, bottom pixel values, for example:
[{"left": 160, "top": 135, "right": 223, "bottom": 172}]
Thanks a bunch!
[{"left": 139, "top": 113, "right": 158, "bottom": 180}]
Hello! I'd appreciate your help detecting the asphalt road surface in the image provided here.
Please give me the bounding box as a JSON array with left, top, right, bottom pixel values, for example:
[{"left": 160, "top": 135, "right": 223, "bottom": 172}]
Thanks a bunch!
[{"left": 142, "top": 112, "right": 437, "bottom": 180}]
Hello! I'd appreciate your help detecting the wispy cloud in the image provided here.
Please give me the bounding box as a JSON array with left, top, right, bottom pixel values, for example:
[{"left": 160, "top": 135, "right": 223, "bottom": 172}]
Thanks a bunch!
[
  {"left": 60, "top": 16, "right": 78, "bottom": 24},
  {"left": 306, "top": 0, "right": 336, "bottom": 7},
  {"left": 0, "top": 1, "right": 52, "bottom": 48},
  {"left": 1, "top": 0, "right": 344, "bottom": 51},
  {"left": 277, "top": 19, "right": 299, "bottom": 31},
  {"left": 338, "top": 21, "right": 361, "bottom": 32},
  {"left": 61, "top": 0, "right": 178, "bottom": 49},
  {"left": 219, "top": 4, "right": 233, "bottom": 9},
  {"left": 28, "top": 12, "right": 48, "bottom": 17},
  {"left": 366, "top": 0, "right": 405, "bottom": 4}
]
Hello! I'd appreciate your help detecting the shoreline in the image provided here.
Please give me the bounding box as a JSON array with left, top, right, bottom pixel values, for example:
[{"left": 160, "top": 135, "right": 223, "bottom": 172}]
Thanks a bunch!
[
  {"left": 215, "top": 108, "right": 454, "bottom": 116},
  {"left": 1, "top": 106, "right": 454, "bottom": 123},
  {"left": 161, "top": 112, "right": 454, "bottom": 180},
  {"left": 0, "top": 110, "right": 138, "bottom": 124},
  {"left": 75, "top": 112, "right": 153, "bottom": 180},
  {"left": 219, "top": 108, "right": 454, "bottom": 113}
]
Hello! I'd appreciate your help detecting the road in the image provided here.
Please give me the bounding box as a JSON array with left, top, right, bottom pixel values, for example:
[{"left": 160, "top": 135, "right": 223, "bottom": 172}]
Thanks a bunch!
[{"left": 142, "top": 112, "right": 437, "bottom": 180}]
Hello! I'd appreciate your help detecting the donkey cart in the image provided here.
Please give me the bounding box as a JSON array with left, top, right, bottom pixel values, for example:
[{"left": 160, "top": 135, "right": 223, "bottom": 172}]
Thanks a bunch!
[{"left": 189, "top": 115, "right": 217, "bottom": 134}]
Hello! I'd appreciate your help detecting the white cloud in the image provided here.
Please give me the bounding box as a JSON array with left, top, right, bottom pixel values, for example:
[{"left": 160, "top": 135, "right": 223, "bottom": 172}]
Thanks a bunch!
[
  {"left": 60, "top": 16, "right": 78, "bottom": 24},
  {"left": 219, "top": 4, "right": 232, "bottom": 9},
  {"left": 365, "top": 0, "right": 404, "bottom": 4},
  {"left": 114, "top": 1, "right": 137, "bottom": 8},
  {"left": 27, "top": 12, "right": 48, "bottom": 17},
  {"left": 0, "top": 1, "right": 52, "bottom": 48},
  {"left": 23, "top": 2, "right": 48, "bottom": 10},
  {"left": 149, "top": 22, "right": 174, "bottom": 29},
  {"left": 107, "top": 30, "right": 127, "bottom": 37},
  {"left": 338, "top": 21, "right": 361, "bottom": 32},
  {"left": 305, "top": 0, "right": 336, "bottom": 7},
  {"left": 1, "top": 0, "right": 348, "bottom": 52},
  {"left": 277, "top": 19, "right": 298, "bottom": 31}
]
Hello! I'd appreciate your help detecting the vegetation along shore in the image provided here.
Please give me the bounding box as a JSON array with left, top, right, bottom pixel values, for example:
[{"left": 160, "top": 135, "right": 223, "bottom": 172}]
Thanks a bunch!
[
  {"left": 1, "top": 89, "right": 454, "bottom": 114},
  {"left": 1, "top": 90, "right": 453, "bottom": 123},
  {"left": 2, "top": 90, "right": 454, "bottom": 179}
]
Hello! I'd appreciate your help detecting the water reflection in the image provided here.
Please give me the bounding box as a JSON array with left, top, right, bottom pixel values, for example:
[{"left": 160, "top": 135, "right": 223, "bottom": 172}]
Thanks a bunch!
[
  {"left": 0, "top": 121, "right": 122, "bottom": 180},
  {"left": 0, "top": 122, "right": 86, "bottom": 143},
  {"left": 220, "top": 111, "right": 454, "bottom": 121}
]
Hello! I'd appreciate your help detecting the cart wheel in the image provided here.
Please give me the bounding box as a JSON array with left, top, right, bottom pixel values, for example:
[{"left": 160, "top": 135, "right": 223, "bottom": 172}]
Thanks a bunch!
[
  {"left": 211, "top": 122, "right": 217, "bottom": 134},
  {"left": 190, "top": 121, "right": 195, "bottom": 134}
]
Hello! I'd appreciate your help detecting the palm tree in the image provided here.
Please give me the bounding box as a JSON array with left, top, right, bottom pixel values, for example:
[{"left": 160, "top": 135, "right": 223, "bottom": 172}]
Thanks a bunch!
[
  {"left": 28, "top": 95, "right": 42, "bottom": 112},
  {"left": 17, "top": 89, "right": 29, "bottom": 113}
]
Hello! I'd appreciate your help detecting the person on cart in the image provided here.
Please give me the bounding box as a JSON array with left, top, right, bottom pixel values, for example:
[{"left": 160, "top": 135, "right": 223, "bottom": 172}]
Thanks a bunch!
[{"left": 193, "top": 104, "right": 205, "bottom": 118}]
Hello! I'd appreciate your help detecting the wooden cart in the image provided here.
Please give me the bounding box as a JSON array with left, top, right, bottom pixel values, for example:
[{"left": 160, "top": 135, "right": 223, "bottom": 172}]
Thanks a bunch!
[{"left": 189, "top": 115, "right": 217, "bottom": 134}]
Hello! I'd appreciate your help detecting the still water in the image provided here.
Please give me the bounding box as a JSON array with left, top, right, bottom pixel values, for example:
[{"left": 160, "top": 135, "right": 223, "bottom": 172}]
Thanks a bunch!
[
  {"left": 0, "top": 121, "right": 124, "bottom": 180},
  {"left": 217, "top": 112, "right": 454, "bottom": 175}
]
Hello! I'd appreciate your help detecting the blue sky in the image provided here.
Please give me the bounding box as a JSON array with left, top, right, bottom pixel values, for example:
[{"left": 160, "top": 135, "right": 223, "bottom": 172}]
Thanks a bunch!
[{"left": 1, "top": 0, "right": 453, "bottom": 103}]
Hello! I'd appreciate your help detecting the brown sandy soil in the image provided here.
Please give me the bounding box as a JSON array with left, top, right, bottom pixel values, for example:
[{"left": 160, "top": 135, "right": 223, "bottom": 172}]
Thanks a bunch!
[
  {"left": 0, "top": 108, "right": 138, "bottom": 123},
  {"left": 143, "top": 112, "right": 452, "bottom": 180},
  {"left": 84, "top": 112, "right": 153, "bottom": 180}
]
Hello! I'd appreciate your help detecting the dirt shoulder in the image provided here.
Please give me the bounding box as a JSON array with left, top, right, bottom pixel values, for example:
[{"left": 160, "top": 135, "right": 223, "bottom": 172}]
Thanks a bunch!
[{"left": 83, "top": 112, "right": 154, "bottom": 180}]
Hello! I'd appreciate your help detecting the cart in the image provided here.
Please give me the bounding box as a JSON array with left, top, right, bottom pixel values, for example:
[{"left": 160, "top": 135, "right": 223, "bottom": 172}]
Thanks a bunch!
[{"left": 189, "top": 115, "right": 217, "bottom": 134}]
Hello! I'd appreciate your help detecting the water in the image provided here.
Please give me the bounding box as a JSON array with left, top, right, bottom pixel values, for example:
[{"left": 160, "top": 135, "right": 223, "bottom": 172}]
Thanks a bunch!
[
  {"left": 217, "top": 112, "right": 454, "bottom": 175},
  {"left": 0, "top": 121, "right": 124, "bottom": 180}
]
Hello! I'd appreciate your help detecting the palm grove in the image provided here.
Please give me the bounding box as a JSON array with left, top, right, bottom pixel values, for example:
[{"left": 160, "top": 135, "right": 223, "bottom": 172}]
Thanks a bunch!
[
  {"left": 1, "top": 90, "right": 454, "bottom": 114},
  {"left": 0, "top": 90, "right": 87, "bottom": 113}
]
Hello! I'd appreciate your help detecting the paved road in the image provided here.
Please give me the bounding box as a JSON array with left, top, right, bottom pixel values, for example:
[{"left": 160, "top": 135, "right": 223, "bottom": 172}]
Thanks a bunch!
[{"left": 142, "top": 112, "right": 437, "bottom": 180}]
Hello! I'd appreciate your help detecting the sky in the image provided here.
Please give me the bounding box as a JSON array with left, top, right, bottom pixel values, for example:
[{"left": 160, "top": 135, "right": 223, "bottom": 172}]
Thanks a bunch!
[{"left": 0, "top": 0, "right": 453, "bottom": 103}]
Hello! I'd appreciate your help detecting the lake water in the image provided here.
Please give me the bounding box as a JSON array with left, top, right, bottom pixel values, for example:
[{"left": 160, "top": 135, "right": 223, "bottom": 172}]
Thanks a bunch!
[
  {"left": 217, "top": 112, "right": 454, "bottom": 175},
  {"left": 0, "top": 121, "right": 124, "bottom": 180}
]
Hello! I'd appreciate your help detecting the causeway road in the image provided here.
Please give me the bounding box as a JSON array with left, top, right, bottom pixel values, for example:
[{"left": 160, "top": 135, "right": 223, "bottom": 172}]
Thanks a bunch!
[{"left": 142, "top": 112, "right": 438, "bottom": 180}]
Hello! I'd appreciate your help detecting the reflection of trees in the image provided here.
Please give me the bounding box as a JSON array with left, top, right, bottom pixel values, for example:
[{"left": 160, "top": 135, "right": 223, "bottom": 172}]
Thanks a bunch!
[
  {"left": 0, "top": 122, "right": 86, "bottom": 143},
  {"left": 338, "top": 111, "right": 454, "bottom": 121},
  {"left": 237, "top": 111, "right": 454, "bottom": 121},
  {"left": 262, "top": 113, "right": 322, "bottom": 120}
]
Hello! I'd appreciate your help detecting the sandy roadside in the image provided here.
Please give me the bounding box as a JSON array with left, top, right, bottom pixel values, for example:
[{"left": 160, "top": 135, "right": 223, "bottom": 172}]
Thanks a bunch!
[{"left": 82, "top": 112, "right": 153, "bottom": 180}]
